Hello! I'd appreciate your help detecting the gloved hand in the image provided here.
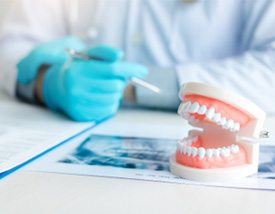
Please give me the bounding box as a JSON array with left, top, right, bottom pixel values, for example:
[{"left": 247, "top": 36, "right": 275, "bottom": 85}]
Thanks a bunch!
[
  {"left": 17, "top": 36, "right": 86, "bottom": 85},
  {"left": 17, "top": 36, "right": 148, "bottom": 121},
  {"left": 43, "top": 45, "right": 147, "bottom": 121}
]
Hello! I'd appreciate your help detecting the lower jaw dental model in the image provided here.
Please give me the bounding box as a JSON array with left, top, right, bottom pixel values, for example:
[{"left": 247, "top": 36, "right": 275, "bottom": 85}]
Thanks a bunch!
[{"left": 170, "top": 82, "right": 266, "bottom": 182}]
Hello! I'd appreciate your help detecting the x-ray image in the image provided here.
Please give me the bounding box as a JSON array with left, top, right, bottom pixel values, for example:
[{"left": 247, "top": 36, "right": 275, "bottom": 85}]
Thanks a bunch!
[
  {"left": 257, "top": 146, "right": 275, "bottom": 179},
  {"left": 59, "top": 135, "right": 177, "bottom": 171}
]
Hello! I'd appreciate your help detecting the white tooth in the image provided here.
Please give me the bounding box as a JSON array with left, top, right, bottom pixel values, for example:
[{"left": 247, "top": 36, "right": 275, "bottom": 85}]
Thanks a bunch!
[
  {"left": 198, "top": 147, "right": 206, "bottom": 159},
  {"left": 198, "top": 105, "right": 207, "bottom": 115},
  {"left": 182, "top": 101, "right": 192, "bottom": 112},
  {"left": 187, "top": 146, "right": 192, "bottom": 156},
  {"left": 189, "top": 102, "right": 200, "bottom": 113},
  {"left": 191, "top": 147, "right": 198, "bottom": 157},
  {"left": 219, "top": 117, "right": 226, "bottom": 126},
  {"left": 177, "top": 103, "right": 185, "bottom": 116},
  {"left": 206, "top": 107, "right": 215, "bottom": 120},
  {"left": 213, "top": 113, "right": 221, "bottom": 123},
  {"left": 233, "top": 123, "right": 240, "bottom": 132},
  {"left": 221, "top": 148, "right": 231, "bottom": 157},
  {"left": 213, "top": 149, "right": 220, "bottom": 157},
  {"left": 183, "top": 145, "right": 187, "bottom": 154},
  {"left": 222, "top": 119, "right": 231, "bottom": 129},
  {"left": 229, "top": 124, "right": 236, "bottom": 132},
  {"left": 228, "top": 119, "right": 234, "bottom": 129},
  {"left": 230, "top": 144, "right": 239, "bottom": 154},
  {"left": 183, "top": 101, "right": 192, "bottom": 112},
  {"left": 206, "top": 149, "right": 213, "bottom": 158}
]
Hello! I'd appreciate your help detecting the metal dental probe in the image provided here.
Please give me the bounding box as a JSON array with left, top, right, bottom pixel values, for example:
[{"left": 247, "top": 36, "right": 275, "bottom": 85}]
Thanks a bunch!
[
  {"left": 65, "top": 48, "right": 162, "bottom": 94},
  {"left": 237, "top": 130, "right": 273, "bottom": 144}
]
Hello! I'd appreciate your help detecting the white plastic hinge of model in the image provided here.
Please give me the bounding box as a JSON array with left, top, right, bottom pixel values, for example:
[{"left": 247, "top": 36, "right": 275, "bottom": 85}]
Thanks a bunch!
[{"left": 169, "top": 82, "right": 266, "bottom": 182}]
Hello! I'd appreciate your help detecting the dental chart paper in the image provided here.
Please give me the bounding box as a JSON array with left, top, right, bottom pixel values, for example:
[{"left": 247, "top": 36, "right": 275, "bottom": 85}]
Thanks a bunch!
[
  {"left": 0, "top": 93, "right": 94, "bottom": 175},
  {"left": 26, "top": 110, "right": 275, "bottom": 191}
]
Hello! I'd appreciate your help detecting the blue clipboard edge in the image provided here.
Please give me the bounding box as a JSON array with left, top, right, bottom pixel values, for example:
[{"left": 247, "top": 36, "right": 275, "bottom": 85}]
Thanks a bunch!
[{"left": 0, "top": 115, "right": 113, "bottom": 180}]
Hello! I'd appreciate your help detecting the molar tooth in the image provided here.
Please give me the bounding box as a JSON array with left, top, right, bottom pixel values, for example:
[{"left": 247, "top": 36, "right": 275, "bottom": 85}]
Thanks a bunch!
[
  {"left": 228, "top": 119, "right": 234, "bottom": 129},
  {"left": 222, "top": 119, "right": 231, "bottom": 129},
  {"left": 191, "top": 147, "right": 198, "bottom": 157},
  {"left": 206, "top": 149, "right": 213, "bottom": 158},
  {"left": 219, "top": 117, "right": 227, "bottom": 126},
  {"left": 198, "top": 105, "right": 207, "bottom": 115},
  {"left": 198, "top": 147, "right": 206, "bottom": 159},
  {"left": 221, "top": 148, "right": 231, "bottom": 157},
  {"left": 206, "top": 107, "right": 215, "bottom": 120},
  {"left": 189, "top": 102, "right": 200, "bottom": 113},
  {"left": 187, "top": 146, "right": 192, "bottom": 156},
  {"left": 213, "top": 149, "right": 220, "bottom": 157},
  {"left": 230, "top": 144, "right": 239, "bottom": 154},
  {"left": 213, "top": 113, "right": 221, "bottom": 123}
]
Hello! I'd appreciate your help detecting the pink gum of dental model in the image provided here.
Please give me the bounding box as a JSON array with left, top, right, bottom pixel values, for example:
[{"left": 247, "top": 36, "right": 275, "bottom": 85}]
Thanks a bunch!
[{"left": 170, "top": 82, "right": 266, "bottom": 182}]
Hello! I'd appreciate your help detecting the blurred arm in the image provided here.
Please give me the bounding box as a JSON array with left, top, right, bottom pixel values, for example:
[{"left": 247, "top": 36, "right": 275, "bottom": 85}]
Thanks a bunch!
[
  {"left": 0, "top": 0, "right": 67, "bottom": 96},
  {"left": 135, "top": 1, "right": 275, "bottom": 113}
]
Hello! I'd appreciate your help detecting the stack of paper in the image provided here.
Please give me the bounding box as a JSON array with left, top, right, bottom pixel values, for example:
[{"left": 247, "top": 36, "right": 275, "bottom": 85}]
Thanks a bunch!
[{"left": 0, "top": 94, "right": 94, "bottom": 176}]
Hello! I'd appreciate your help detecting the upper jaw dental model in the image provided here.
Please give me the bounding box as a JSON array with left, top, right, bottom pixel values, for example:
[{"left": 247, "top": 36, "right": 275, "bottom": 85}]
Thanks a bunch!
[{"left": 170, "top": 82, "right": 266, "bottom": 182}]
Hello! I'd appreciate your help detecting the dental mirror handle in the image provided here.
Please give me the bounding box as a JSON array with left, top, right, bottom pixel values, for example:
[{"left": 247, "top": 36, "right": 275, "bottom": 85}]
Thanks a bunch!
[
  {"left": 237, "top": 130, "right": 273, "bottom": 144},
  {"left": 65, "top": 48, "right": 162, "bottom": 94}
]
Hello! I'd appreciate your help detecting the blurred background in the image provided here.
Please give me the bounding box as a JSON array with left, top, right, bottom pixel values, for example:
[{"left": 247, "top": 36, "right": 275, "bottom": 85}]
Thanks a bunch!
[{"left": 0, "top": 0, "right": 13, "bottom": 25}]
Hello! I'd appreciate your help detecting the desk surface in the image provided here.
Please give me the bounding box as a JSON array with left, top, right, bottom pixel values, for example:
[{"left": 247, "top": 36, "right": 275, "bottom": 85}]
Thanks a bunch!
[{"left": 0, "top": 109, "right": 274, "bottom": 214}]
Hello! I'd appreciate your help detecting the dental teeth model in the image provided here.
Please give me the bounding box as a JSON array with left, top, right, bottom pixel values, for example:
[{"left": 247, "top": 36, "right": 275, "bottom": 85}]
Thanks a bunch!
[{"left": 170, "top": 82, "right": 266, "bottom": 181}]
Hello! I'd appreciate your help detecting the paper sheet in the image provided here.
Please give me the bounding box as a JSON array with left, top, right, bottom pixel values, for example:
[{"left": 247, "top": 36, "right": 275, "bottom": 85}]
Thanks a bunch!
[
  {"left": 0, "top": 95, "right": 94, "bottom": 174},
  {"left": 26, "top": 112, "right": 275, "bottom": 191}
]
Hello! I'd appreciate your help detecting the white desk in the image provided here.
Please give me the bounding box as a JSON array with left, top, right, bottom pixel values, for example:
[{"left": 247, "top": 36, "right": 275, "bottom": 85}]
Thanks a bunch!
[{"left": 0, "top": 110, "right": 274, "bottom": 214}]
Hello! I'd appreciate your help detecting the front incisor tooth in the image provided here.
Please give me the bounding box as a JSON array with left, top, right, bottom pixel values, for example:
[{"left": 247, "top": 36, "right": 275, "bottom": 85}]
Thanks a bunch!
[
  {"left": 198, "top": 147, "right": 206, "bottom": 159},
  {"left": 183, "top": 101, "right": 192, "bottom": 113},
  {"left": 206, "top": 107, "right": 215, "bottom": 120},
  {"left": 206, "top": 149, "right": 213, "bottom": 158},
  {"left": 213, "top": 149, "right": 220, "bottom": 157},
  {"left": 191, "top": 147, "right": 198, "bottom": 157},
  {"left": 187, "top": 146, "right": 192, "bottom": 156},
  {"left": 198, "top": 105, "right": 207, "bottom": 115},
  {"left": 183, "top": 145, "right": 187, "bottom": 154},
  {"left": 189, "top": 102, "right": 200, "bottom": 113},
  {"left": 177, "top": 103, "right": 185, "bottom": 116}
]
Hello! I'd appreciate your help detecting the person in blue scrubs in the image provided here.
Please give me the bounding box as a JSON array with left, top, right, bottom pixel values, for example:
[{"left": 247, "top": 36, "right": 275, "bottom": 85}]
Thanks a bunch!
[{"left": 0, "top": 0, "right": 275, "bottom": 121}]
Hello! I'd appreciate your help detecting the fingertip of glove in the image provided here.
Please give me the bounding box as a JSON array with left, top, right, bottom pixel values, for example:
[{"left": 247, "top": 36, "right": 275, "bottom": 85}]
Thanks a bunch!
[{"left": 87, "top": 44, "right": 124, "bottom": 62}]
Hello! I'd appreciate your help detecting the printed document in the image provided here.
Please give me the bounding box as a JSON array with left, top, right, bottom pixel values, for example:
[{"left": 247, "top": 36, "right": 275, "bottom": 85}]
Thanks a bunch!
[{"left": 0, "top": 95, "right": 94, "bottom": 174}]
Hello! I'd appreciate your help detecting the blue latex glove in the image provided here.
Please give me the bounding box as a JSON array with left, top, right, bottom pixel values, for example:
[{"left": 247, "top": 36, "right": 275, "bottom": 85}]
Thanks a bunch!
[
  {"left": 17, "top": 37, "right": 148, "bottom": 121},
  {"left": 44, "top": 48, "right": 147, "bottom": 121},
  {"left": 17, "top": 36, "right": 86, "bottom": 85}
]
